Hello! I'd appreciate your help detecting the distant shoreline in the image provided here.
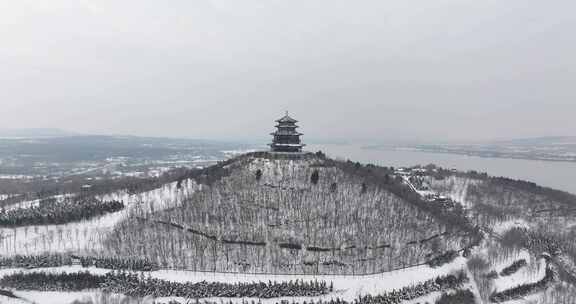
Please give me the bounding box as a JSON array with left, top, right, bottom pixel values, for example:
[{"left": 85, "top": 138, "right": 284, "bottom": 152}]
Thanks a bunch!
[{"left": 364, "top": 146, "right": 576, "bottom": 164}]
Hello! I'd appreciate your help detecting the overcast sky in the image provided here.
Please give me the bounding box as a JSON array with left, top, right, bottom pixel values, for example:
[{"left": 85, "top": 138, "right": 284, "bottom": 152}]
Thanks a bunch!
[{"left": 0, "top": 0, "right": 574, "bottom": 142}]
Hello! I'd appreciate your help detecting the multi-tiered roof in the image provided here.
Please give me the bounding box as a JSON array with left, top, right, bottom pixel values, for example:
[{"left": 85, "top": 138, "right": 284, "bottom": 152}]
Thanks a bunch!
[{"left": 270, "top": 112, "right": 305, "bottom": 153}]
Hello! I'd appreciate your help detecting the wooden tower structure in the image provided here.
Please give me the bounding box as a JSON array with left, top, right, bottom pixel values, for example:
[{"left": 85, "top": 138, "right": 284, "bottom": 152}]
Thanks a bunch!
[{"left": 270, "top": 112, "right": 305, "bottom": 153}]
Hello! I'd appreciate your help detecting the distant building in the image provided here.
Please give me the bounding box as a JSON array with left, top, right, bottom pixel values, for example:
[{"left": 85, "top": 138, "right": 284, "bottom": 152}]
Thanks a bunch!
[{"left": 270, "top": 112, "right": 305, "bottom": 153}]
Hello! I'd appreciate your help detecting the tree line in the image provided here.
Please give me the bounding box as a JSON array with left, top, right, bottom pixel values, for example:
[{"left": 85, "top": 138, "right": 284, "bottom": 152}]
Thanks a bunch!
[
  {"left": 163, "top": 271, "right": 471, "bottom": 304},
  {"left": 0, "top": 271, "right": 331, "bottom": 299},
  {"left": 0, "top": 254, "right": 158, "bottom": 272},
  {"left": 0, "top": 198, "right": 124, "bottom": 227}
]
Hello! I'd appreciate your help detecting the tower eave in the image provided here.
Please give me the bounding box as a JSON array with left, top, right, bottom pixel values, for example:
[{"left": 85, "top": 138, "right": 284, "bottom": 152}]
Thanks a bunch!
[
  {"left": 270, "top": 132, "right": 304, "bottom": 136},
  {"left": 276, "top": 119, "right": 298, "bottom": 122},
  {"left": 275, "top": 124, "right": 299, "bottom": 128}
]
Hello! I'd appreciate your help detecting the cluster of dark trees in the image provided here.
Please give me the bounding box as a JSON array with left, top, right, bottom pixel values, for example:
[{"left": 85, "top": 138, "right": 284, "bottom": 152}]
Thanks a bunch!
[
  {"left": 103, "top": 273, "right": 331, "bottom": 298},
  {"left": 499, "top": 259, "right": 527, "bottom": 277},
  {"left": 485, "top": 270, "right": 498, "bottom": 280},
  {"left": 501, "top": 228, "right": 563, "bottom": 256},
  {"left": 0, "top": 254, "right": 71, "bottom": 269},
  {"left": 0, "top": 271, "right": 102, "bottom": 291},
  {"left": 489, "top": 266, "right": 556, "bottom": 303},
  {"left": 174, "top": 287, "right": 473, "bottom": 304},
  {"left": 0, "top": 254, "right": 157, "bottom": 272},
  {"left": 185, "top": 272, "right": 470, "bottom": 304},
  {"left": 311, "top": 170, "right": 320, "bottom": 185},
  {"left": 79, "top": 256, "right": 158, "bottom": 271},
  {"left": 27, "top": 271, "right": 470, "bottom": 304},
  {"left": 0, "top": 198, "right": 124, "bottom": 227},
  {"left": 355, "top": 271, "right": 468, "bottom": 304},
  {"left": 0, "top": 271, "right": 330, "bottom": 299},
  {"left": 427, "top": 251, "right": 459, "bottom": 268},
  {"left": 435, "top": 289, "right": 475, "bottom": 304}
]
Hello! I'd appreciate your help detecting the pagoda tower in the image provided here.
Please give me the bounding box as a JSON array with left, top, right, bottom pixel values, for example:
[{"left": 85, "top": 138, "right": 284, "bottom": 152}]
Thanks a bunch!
[{"left": 270, "top": 112, "right": 305, "bottom": 152}]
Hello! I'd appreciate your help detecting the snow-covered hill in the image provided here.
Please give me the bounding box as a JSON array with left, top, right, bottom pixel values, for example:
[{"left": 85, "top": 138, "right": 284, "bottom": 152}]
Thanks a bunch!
[{"left": 3, "top": 153, "right": 575, "bottom": 303}]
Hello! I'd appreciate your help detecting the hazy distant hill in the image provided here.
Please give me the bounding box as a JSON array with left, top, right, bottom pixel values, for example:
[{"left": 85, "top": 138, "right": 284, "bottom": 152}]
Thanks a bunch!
[
  {"left": 0, "top": 128, "right": 77, "bottom": 138},
  {"left": 491, "top": 136, "right": 576, "bottom": 146},
  {"left": 377, "top": 136, "right": 576, "bottom": 163},
  {"left": 0, "top": 135, "right": 253, "bottom": 178}
]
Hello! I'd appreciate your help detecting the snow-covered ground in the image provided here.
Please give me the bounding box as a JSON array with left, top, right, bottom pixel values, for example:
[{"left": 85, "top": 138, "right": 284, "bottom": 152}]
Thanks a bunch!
[
  {"left": 491, "top": 219, "right": 530, "bottom": 235},
  {"left": 0, "top": 179, "right": 199, "bottom": 256},
  {"left": 0, "top": 295, "right": 29, "bottom": 304},
  {"left": 1, "top": 291, "right": 150, "bottom": 304},
  {"left": 0, "top": 257, "right": 468, "bottom": 304},
  {"left": 502, "top": 293, "right": 544, "bottom": 304},
  {"left": 13, "top": 291, "right": 98, "bottom": 304}
]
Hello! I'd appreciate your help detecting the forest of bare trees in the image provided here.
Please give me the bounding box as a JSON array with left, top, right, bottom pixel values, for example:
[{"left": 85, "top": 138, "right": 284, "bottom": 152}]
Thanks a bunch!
[{"left": 104, "top": 154, "right": 474, "bottom": 274}]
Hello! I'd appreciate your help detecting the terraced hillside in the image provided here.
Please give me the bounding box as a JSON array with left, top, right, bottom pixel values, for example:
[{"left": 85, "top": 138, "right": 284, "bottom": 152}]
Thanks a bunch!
[{"left": 105, "top": 152, "right": 477, "bottom": 274}]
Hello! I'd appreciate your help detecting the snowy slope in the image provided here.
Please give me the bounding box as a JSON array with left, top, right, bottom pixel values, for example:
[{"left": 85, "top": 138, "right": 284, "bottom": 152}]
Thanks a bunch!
[{"left": 0, "top": 179, "right": 199, "bottom": 256}]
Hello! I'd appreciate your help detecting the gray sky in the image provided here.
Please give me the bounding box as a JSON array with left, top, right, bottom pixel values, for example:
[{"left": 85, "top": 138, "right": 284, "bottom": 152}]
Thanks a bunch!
[{"left": 1, "top": 0, "right": 574, "bottom": 142}]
